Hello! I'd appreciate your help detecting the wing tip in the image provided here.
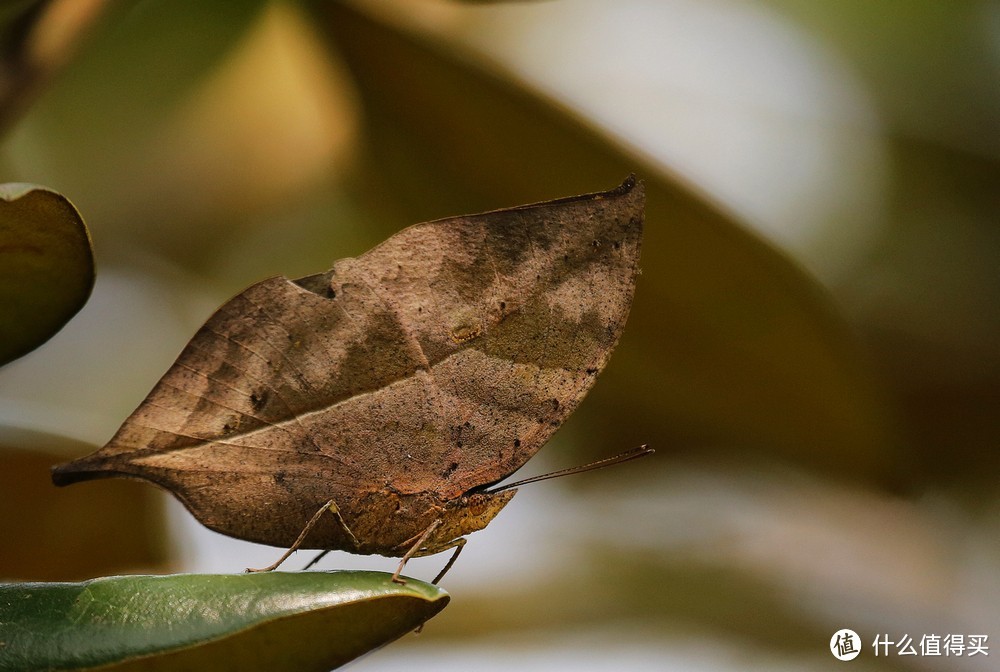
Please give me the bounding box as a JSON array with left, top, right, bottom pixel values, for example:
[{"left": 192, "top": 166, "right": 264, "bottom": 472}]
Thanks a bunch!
[
  {"left": 51, "top": 454, "right": 117, "bottom": 487},
  {"left": 612, "top": 173, "right": 639, "bottom": 196}
]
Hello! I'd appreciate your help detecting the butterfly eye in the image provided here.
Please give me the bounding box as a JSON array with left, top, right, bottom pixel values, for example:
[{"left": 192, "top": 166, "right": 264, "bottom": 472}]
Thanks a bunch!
[{"left": 450, "top": 322, "right": 482, "bottom": 344}]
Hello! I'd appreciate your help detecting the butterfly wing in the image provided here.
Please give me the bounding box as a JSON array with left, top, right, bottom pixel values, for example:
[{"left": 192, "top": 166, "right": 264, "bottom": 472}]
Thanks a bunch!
[
  {"left": 339, "top": 176, "right": 644, "bottom": 497},
  {"left": 51, "top": 178, "right": 643, "bottom": 548}
]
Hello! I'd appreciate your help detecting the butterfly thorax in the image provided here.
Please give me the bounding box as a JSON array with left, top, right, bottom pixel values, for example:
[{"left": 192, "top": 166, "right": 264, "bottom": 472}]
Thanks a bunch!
[{"left": 346, "top": 488, "right": 517, "bottom": 557}]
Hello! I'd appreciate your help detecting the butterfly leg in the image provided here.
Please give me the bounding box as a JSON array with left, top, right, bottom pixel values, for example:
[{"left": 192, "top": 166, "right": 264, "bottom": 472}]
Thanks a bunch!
[
  {"left": 302, "top": 550, "right": 330, "bottom": 570},
  {"left": 404, "top": 536, "right": 466, "bottom": 634},
  {"left": 391, "top": 518, "right": 442, "bottom": 584},
  {"left": 247, "top": 498, "right": 358, "bottom": 572},
  {"left": 427, "top": 537, "right": 466, "bottom": 585},
  {"left": 301, "top": 500, "right": 362, "bottom": 569}
]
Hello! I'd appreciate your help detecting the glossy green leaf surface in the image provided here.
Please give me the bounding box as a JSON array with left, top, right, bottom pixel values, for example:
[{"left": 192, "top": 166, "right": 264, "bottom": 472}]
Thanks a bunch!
[
  {"left": 309, "top": 2, "right": 901, "bottom": 479},
  {"left": 0, "top": 184, "right": 93, "bottom": 366},
  {"left": 0, "top": 571, "right": 448, "bottom": 671}
]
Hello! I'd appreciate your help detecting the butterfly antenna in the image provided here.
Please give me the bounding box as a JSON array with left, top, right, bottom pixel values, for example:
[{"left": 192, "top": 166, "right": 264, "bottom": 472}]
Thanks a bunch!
[{"left": 485, "top": 445, "right": 653, "bottom": 494}]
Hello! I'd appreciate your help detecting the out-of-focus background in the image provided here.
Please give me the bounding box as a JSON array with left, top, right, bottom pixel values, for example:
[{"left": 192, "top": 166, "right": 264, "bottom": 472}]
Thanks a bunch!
[{"left": 1, "top": 0, "right": 997, "bottom": 669}]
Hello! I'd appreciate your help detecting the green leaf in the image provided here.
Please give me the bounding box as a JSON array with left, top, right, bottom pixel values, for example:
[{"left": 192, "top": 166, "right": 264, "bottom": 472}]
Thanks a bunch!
[
  {"left": 0, "top": 1, "right": 116, "bottom": 134},
  {"left": 0, "top": 571, "right": 448, "bottom": 671},
  {"left": 0, "top": 184, "right": 93, "bottom": 366},
  {"left": 21, "top": 1, "right": 268, "bottom": 145},
  {"left": 2, "top": 0, "right": 274, "bottom": 266},
  {"left": 0, "top": 1, "right": 37, "bottom": 30},
  {"left": 305, "top": 3, "right": 901, "bottom": 479}
]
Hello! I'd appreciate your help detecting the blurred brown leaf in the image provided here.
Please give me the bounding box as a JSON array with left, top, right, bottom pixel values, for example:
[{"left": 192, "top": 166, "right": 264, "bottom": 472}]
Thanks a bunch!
[
  {"left": 839, "top": 136, "right": 1000, "bottom": 487},
  {"left": 0, "top": 429, "right": 167, "bottom": 581}
]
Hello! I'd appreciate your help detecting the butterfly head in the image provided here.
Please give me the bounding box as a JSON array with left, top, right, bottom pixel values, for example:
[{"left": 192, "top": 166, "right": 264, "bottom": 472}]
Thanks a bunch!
[{"left": 424, "top": 488, "right": 517, "bottom": 553}]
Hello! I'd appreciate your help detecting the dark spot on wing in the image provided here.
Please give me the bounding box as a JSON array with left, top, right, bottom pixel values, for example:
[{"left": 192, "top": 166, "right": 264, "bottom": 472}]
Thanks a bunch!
[{"left": 250, "top": 391, "right": 268, "bottom": 412}]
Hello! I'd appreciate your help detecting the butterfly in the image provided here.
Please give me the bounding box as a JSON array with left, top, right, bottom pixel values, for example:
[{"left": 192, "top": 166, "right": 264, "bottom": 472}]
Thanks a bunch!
[{"left": 52, "top": 176, "right": 646, "bottom": 583}]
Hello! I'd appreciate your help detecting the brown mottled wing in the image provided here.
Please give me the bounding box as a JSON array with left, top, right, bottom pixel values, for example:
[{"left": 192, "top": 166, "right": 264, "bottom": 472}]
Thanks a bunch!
[
  {"left": 344, "top": 177, "right": 644, "bottom": 496},
  {"left": 51, "top": 177, "right": 643, "bottom": 547}
]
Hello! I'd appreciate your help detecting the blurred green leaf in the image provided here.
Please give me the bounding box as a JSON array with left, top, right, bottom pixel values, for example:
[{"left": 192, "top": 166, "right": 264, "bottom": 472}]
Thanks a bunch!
[
  {"left": 0, "top": 184, "right": 93, "bottom": 365},
  {"left": 761, "top": 1, "right": 999, "bottom": 158},
  {"left": 2, "top": 0, "right": 320, "bottom": 268},
  {"left": 0, "top": 1, "right": 116, "bottom": 134},
  {"left": 0, "top": 1, "right": 53, "bottom": 123},
  {"left": 306, "top": 2, "right": 902, "bottom": 480},
  {"left": 0, "top": 1, "right": 38, "bottom": 30},
  {"left": 0, "top": 571, "right": 448, "bottom": 671},
  {"left": 23, "top": 0, "right": 268, "bottom": 146}
]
